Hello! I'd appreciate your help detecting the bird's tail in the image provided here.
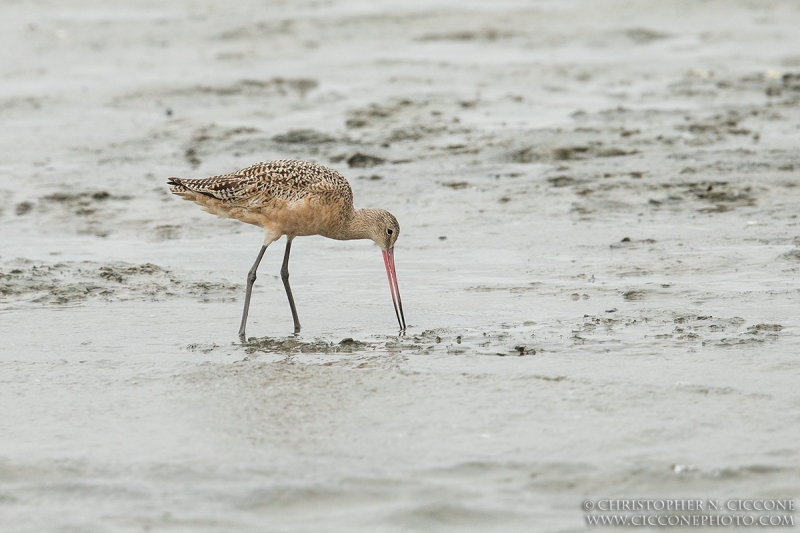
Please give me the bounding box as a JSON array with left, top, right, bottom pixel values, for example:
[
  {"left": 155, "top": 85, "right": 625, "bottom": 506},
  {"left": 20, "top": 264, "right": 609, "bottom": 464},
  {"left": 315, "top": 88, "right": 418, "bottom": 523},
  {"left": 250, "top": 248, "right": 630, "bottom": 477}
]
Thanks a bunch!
[
  {"left": 167, "top": 177, "right": 217, "bottom": 199},
  {"left": 167, "top": 177, "right": 188, "bottom": 193},
  {"left": 167, "top": 174, "right": 252, "bottom": 201}
]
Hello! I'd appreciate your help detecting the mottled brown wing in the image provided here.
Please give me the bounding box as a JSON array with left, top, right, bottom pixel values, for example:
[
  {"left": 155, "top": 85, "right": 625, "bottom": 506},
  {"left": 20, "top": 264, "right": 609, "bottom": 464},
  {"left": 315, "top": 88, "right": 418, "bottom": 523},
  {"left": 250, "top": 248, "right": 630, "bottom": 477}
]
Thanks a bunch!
[
  {"left": 169, "top": 160, "right": 353, "bottom": 208},
  {"left": 231, "top": 160, "right": 354, "bottom": 206}
]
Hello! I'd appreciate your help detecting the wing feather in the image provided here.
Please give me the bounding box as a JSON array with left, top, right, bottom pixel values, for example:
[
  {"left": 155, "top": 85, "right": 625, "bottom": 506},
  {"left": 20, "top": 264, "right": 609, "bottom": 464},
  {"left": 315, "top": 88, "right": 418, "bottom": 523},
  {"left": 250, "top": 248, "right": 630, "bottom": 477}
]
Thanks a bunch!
[{"left": 168, "top": 159, "right": 353, "bottom": 208}]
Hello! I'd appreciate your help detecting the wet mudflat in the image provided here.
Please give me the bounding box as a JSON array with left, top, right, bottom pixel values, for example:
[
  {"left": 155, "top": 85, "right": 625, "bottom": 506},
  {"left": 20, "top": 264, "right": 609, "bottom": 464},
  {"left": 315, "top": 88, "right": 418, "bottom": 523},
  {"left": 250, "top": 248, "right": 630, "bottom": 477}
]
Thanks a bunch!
[{"left": 1, "top": 0, "right": 800, "bottom": 531}]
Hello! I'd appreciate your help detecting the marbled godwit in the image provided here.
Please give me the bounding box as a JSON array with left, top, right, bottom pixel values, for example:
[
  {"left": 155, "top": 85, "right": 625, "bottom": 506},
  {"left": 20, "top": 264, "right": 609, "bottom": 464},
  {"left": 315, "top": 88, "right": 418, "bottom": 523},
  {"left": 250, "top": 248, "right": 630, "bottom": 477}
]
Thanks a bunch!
[{"left": 167, "top": 159, "right": 406, "bottom": 340}]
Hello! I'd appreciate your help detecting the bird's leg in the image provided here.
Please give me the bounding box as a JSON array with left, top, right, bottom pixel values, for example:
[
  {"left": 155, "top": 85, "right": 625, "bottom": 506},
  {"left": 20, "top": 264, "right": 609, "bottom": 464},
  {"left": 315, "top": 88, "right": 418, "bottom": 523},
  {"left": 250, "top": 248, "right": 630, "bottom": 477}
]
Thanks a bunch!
[
  {"left": 281, "top": 238, "right": 302, "bottom": 334},
  {"left": 238, "top": 244, "right": 268, "bottom": 342}
]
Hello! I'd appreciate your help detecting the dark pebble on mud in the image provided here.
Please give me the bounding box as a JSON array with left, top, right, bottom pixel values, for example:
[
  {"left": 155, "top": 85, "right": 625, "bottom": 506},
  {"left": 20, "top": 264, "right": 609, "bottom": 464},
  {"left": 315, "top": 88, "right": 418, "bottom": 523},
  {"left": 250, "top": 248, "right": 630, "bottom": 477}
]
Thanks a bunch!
[
  {"left": 553, "top": 146, "right": 589, "bottom": 160},
  {"left": 548, "top": 176, "right": 573, "bottom": 187},
  {"left": 623, "top": 290, "right": 646, "bottom": 301},
  {"left": 15, "top": 202, "right": 33, "bottom": 215},
  {"left": 185, "top": 147, "right": 201, "bottom": 168},
  {"left": 273, "top": 129, "right": 335, "bottom": 144},
  {"left": 598, "top": 148, "right": 634, "bottom": 157},
  {"left": 347, "top": 153, "right": 385, "bottom": 168}
]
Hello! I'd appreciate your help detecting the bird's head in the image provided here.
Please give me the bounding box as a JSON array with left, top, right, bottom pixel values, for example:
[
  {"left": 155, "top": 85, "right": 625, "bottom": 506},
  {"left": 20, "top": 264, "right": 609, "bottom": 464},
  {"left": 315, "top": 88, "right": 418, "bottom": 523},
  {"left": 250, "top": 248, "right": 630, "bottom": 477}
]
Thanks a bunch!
[{"left": 366, "top": 209, "right": 400, "bottom": 250}]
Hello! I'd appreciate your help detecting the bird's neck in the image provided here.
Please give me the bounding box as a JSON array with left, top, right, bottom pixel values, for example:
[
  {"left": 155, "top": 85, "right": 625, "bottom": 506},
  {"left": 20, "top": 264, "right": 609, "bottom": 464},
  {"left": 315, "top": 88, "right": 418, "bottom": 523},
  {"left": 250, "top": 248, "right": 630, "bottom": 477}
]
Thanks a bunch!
[{"left": 330, "top": 208, "right": 378, "bottom": 241}]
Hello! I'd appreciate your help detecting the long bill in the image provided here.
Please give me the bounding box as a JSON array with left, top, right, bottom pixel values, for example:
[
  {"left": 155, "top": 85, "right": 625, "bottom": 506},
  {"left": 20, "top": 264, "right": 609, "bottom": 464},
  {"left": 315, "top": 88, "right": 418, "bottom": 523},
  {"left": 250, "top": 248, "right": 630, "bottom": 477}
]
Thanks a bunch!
[{"left": 382, "top": 247, "right": 406, "bottom": 331}]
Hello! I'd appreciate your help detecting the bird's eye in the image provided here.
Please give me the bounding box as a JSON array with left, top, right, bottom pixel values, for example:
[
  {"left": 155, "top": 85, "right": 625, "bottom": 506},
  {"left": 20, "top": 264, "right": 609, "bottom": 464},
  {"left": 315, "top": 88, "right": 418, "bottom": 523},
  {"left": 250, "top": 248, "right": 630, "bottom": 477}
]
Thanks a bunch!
[{"left": 387, "top": 228, "right": 393, "bottom": 235}]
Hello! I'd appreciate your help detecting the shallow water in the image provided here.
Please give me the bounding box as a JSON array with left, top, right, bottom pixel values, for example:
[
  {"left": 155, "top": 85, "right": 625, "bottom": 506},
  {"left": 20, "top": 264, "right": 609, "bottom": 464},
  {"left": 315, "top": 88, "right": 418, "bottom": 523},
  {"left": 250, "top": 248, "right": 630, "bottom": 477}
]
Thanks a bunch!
[{"left": 2, "top": 0, "right": 800, "bottom": 531}]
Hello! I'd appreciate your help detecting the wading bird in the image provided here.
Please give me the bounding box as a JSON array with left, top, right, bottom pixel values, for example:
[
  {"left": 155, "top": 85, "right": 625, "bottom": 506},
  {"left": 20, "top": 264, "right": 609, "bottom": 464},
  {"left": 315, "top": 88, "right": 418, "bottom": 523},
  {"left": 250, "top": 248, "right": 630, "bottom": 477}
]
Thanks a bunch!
[{"left": 168, "top": 159, "right": 406, "bottom": 340}]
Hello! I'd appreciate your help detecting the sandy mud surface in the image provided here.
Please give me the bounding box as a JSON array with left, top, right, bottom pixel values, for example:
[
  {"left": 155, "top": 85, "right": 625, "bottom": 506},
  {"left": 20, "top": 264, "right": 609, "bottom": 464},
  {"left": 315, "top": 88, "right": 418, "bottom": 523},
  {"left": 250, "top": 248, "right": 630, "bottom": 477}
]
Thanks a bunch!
[{"left": 1, "top": 0, "right": 800, "bottom": 531}]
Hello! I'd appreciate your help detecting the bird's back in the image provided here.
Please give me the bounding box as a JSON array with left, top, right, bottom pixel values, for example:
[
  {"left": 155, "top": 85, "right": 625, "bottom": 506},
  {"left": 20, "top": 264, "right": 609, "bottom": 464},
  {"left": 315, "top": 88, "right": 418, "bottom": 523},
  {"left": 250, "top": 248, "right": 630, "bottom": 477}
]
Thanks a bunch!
[{"left": 168, "top": 160, "right": 355, "bottom": 237}]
